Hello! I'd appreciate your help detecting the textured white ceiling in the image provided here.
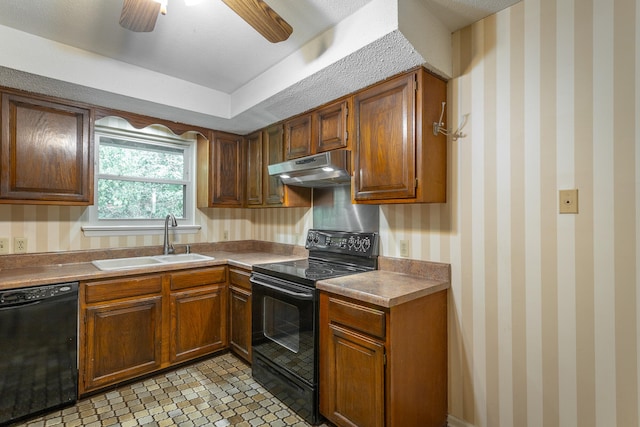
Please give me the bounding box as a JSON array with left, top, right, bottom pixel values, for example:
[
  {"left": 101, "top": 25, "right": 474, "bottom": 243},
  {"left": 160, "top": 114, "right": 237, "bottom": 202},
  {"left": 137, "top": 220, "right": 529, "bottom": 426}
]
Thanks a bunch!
[
  {"left": 0, "top": 0, "right": 373, "bottom": 93},
  {"left": 0, "top": 0, "right": 520, "bottom": 133}
]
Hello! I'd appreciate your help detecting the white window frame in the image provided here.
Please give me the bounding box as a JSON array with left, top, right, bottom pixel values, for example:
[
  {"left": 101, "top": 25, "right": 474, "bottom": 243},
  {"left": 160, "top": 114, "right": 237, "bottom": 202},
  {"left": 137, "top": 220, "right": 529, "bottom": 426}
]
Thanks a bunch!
[{"left": 82, "top": 124, "right": 200, "bottom": 237}]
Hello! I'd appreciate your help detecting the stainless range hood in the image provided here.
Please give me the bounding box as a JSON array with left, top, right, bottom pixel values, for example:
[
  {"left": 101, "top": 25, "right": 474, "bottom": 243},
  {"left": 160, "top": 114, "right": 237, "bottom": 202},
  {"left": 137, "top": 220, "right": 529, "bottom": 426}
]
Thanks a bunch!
[{"left": 267, "top": 149, "right": 351, "bottom": 187}]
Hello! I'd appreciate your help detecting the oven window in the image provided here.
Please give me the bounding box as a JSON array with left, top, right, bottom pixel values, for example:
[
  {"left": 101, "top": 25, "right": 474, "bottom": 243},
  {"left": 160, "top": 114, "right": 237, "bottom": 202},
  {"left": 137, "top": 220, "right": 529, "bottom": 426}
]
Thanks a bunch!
[{"left": 263, "top": 296, "right": 300, "bottom": 353}]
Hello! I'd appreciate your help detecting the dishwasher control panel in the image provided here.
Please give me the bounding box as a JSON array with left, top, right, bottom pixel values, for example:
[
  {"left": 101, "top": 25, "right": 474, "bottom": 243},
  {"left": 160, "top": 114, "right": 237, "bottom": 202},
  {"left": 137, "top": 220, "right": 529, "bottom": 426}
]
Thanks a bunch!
[{"left": 0, "top": 282, "right": 77, "bottom": 305}]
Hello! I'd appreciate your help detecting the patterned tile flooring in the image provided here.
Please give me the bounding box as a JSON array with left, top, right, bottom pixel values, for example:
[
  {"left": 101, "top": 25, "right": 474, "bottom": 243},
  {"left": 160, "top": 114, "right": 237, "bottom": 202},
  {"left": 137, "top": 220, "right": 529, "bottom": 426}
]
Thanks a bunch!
[{"left": 13, "top": 353, "right": 331, "bottom": 427}]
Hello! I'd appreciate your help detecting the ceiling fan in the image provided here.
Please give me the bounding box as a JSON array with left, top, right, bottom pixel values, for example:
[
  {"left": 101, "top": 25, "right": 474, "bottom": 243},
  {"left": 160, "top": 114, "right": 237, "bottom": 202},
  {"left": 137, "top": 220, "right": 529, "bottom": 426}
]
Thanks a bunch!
[{"left": 119, "top": 0, "right": 293, "bottom": 43}]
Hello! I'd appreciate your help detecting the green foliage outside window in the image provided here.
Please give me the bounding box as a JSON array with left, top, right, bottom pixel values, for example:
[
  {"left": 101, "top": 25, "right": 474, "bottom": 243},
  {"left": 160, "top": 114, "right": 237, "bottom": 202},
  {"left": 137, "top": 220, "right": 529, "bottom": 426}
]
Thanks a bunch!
[{"left": 97, "top": 137, "right": 187, "bottom": 220}]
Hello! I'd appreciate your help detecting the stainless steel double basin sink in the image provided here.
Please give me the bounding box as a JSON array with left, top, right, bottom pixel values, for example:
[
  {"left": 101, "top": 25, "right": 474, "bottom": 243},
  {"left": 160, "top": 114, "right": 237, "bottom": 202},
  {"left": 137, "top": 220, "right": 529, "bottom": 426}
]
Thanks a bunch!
[{"left": 92, "top": 253, "right": 214, "bottom": 271}]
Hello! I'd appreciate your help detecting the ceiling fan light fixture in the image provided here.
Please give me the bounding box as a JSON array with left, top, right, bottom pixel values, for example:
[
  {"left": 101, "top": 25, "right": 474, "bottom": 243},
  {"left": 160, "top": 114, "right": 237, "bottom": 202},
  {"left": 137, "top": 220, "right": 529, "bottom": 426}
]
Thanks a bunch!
[{"left": 153, "top": 0, "right": 168, "bottom": 15}]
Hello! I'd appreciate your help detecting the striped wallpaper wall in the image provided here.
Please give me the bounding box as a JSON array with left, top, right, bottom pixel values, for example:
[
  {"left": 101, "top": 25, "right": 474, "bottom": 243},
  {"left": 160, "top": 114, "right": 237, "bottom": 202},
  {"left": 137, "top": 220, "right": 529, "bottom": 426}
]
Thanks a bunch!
[
  {"left": 0, "top": 204, "right": 311, "bottom": 252},
  {"left": 1, "top": 1, "right": 638, "bottom": 426},
  {"left": 378, "top": 0, "right": 639, "bottom": 426}
]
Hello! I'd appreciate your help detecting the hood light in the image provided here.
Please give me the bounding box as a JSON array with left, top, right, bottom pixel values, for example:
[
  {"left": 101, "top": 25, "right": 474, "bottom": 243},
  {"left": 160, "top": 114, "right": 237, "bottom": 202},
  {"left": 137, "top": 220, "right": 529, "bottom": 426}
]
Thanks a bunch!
[
  {"left": 321, "top": 167, "right": 334, "bottom": 172},
  {"left": 280, "top": 174, "right": 291, "bottom": 179}
]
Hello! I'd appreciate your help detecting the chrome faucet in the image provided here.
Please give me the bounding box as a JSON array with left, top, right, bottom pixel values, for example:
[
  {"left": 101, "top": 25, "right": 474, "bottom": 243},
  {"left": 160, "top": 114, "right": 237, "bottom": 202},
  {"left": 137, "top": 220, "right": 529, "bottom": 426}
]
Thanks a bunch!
[{"left": 163, "top": 214, "right": 178, "bottom": 255}]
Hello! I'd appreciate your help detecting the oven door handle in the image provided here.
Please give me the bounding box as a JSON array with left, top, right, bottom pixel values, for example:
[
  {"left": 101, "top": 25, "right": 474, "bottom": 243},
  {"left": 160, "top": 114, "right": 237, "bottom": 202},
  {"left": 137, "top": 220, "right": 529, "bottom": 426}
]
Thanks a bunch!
[{"left": 251, "top": 279, "right": 315, "bottom": 300}]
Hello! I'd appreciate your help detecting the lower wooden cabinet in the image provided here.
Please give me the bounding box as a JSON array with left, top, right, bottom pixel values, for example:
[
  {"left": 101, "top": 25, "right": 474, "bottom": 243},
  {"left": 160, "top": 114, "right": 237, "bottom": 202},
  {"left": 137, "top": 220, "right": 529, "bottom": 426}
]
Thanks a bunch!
[
  {"left": 79, "top": 266, "right": 228, "bottom": 395},
  {"left": 228, "top": 267, "right": 252, "bottom": 363},
  {"left": 84, "top": 295, "right": 163, "bottom": 393},
  {"left": 319, "top": 290, "right": 448, "bottom": 427},
  {"left": 169, "top": 267, "right": 228, "bottom": 364},
  {"left": 80, "top": 274, "right": 163, "bottom": 394},
  {"left": 325, "top": 323, "right": 385, "bottom": 427}
]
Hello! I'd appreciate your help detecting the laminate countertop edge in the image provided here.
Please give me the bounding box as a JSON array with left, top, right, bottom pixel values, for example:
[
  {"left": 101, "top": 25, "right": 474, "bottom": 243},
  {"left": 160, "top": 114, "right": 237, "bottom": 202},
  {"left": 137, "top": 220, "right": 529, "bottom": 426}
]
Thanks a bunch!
[{"left": 316, "top": 269, "right": 450, "bottom": 308}]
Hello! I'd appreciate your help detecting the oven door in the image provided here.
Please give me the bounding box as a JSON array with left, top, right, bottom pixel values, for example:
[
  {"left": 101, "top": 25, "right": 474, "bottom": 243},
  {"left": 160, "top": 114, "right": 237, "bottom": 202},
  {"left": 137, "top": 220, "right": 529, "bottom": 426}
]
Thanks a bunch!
[{"left": 251, "top": 272, "right": 317, "bottom": 385}]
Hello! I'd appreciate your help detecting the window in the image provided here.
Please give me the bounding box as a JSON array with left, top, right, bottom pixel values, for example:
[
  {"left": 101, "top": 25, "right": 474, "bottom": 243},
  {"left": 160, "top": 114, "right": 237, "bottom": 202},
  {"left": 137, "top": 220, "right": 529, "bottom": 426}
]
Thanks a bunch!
[{"left": 83, "top": 119, "right": 199, "bottom": 236}]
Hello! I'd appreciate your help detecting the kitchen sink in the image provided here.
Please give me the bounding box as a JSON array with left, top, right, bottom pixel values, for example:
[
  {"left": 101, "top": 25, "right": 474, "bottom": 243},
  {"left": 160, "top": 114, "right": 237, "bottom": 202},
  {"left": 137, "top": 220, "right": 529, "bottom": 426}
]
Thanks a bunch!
[
  {"left": 92, "top": 253, "right": 215, "bottom": 271},
  {"left": 92, "top": 256, "right": 165, "bottom": 271},
  {"left": 153, "top": 253, "right": 214, "bottom": 263}
]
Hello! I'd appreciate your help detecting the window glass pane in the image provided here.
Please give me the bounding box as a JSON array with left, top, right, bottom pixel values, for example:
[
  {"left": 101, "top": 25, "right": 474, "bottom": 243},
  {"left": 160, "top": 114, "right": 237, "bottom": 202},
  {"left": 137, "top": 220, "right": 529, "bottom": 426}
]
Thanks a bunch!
[
  {"left": 98, "top": 179, "right": 185, "bottom": 220},
  {"left": 99, "top": 137, "right": 185, "bottom": 180}
]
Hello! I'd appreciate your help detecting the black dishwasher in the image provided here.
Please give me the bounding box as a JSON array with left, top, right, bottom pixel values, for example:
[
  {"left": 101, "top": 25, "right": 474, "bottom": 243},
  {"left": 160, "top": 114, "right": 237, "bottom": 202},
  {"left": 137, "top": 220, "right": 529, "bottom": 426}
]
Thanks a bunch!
[{"left": 0, "top": 282, "right": 78, "bottom": 425}]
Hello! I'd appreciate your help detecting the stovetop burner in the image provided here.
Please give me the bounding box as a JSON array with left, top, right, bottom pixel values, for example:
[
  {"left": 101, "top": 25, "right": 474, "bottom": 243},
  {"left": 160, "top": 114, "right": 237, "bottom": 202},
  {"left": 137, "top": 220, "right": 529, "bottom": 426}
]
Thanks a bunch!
[
  {"left": 253, "top": 230, "right": 379, "bottom": 287},
  {"left": 254, "top": 258, "right": 368, "bottom": 283}
]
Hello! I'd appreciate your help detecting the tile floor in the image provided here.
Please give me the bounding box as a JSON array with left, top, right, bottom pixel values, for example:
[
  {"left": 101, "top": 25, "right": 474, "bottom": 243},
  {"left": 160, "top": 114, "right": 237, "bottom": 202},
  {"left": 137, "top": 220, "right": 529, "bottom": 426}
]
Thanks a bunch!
[{"left": 13, "top": 353, "right": 331, "bottom": 427}]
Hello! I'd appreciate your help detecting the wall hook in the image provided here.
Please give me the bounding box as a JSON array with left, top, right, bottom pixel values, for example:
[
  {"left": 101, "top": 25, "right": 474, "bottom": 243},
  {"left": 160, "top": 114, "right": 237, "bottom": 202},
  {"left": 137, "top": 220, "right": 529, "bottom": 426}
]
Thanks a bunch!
[{"left": 432, "top": 102, "right": 468, "bottom": 141}]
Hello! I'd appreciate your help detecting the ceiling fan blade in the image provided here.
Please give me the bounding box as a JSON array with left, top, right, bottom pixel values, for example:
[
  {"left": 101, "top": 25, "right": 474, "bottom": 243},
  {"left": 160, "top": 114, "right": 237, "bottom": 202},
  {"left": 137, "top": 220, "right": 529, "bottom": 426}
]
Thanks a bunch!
[
  {"left": 221, "top": 0, "right": 293, "bottom": 43},
  {"left": 119, "top": 0, "right": 161, "bottom": 32}
]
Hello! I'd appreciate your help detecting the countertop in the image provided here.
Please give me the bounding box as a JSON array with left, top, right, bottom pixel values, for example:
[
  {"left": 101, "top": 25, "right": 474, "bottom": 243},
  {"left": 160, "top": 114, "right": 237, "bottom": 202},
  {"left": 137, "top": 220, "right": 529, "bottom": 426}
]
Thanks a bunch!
[
  {"left": 0, "top": 250, "right": 304, "bottom": 291},
  {"left": 316, "top": 270, "right": 449, "bottom": 308},
  {"left": 0, "top": 242, "right": 450, "bottom": 307}
]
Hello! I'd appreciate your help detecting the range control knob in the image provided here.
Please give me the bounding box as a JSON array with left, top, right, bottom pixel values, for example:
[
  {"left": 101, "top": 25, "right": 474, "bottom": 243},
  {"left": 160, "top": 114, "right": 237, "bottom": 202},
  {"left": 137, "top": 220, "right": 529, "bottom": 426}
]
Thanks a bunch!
[
  {"left": 354, "top": 237, "right": 363, "bottom": 251},
  {"left": 347, "top": 236, "right": 356, "bottom": 250},
  {"left": 362, "top": 237, "right": 371, "bottom": 252}
]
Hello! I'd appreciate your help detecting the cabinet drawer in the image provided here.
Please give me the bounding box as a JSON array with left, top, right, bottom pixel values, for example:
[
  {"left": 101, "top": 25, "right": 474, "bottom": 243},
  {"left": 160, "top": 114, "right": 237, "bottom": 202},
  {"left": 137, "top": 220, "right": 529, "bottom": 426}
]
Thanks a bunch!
[
  {"left": 85, "top": 275, "right": 162, "bottom": 304},
  {"left": 170, "top": 267, "right": 226, "bottom": 291},
  {"left": 328, "top": 297, "right": 386, "bottom": 339},
  {"left": 229, "top": 268, "right": 251, "bottom": 290}
]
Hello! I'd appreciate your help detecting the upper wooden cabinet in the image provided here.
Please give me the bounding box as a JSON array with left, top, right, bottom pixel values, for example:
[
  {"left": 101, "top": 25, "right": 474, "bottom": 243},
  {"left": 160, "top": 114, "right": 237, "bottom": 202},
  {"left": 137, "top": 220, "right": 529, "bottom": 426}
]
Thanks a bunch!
[
  {"left": 245, "top": 124, "right": 311, "bottom": 208},
  {"left": 353, "top": 68, "right": 447, "bottom": 204},
  {"left": 313, "top": 98, "right": 350, "bottom": 153},
  {"left": 0, "top": 91, "right": 93, "bottom": 205},
  {"left": 284, "top": 98, "right": 350, "bottom": 160},
  {"left": 284, "top": 114, "right": 312, "bottom": 159},
  {"left": 197, "top": 130, "right": 244, "bottom": 208},
  {"left": 245, "top": 131, "right": 263, "bottom": 206}
]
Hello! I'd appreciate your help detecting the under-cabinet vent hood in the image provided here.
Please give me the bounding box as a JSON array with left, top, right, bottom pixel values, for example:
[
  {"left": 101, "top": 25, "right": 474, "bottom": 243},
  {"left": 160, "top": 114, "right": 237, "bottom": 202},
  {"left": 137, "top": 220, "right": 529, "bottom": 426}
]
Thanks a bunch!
[{"left": 267, "top": 149, "right": 351, "bottom": 187}]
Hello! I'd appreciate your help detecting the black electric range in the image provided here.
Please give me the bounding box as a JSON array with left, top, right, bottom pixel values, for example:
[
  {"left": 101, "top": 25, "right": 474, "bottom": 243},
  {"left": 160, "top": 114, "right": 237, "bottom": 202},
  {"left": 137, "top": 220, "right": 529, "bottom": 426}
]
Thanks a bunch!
[{"left": 250, "top": 229, "right": 379, "bottom": 425}]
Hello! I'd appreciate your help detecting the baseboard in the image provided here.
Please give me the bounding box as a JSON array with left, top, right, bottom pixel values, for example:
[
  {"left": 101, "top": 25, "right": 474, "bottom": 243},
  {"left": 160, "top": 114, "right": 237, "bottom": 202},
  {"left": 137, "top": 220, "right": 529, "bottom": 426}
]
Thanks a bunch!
[{"left": 447, "top": 414, "right": 475, "bottom": 427}]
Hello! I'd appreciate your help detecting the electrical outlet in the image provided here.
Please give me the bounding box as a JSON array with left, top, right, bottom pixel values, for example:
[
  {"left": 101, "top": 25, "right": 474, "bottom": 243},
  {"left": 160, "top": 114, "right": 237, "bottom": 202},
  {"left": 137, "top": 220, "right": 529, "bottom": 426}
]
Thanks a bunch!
[
  {"left": 223, "top": 230, "right": 229, "bottom": 241},
  {"left": 14, "top": 237, "right": 27, "bottom": 254},
  {"left": 0, "top": 238, "right": 9, "bottom": 255},
  {"left": 400, "top": 239, "right": 410, "bottom": 257},
  {"left": 559, "top": 189, "right": 578, "bottom": 214}
]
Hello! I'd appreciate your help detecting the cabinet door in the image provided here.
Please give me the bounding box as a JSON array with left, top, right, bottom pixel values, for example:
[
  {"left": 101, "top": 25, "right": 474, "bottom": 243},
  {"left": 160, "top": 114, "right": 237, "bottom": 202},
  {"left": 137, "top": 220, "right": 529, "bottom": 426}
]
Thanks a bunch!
[
  {"left": 314, "top": 99, "right": 349, "bottom": 153},
  {"left": 170, "top": 284, "right": 228, "bottom": 364},
  {"left": 322, "top": 323, "right": 385, "bottom": 427},
  {"left": 83, "top": 296, "right": 162, "bottom": 392},
  {"left": 263, "top": 124, "right": 285, "bottom": 206},
  {"left": 245, "top": 131, "right": 263, "bottom": 206},
  {"left": 230, "top": 285, "right": 252, "bottom": 362},
  {"left": 284, "top": 114, "right": 312, "bottom": 159},
  {"left": 229, "top": 267, "right": 252, "bottom": 362},
  {"left": 0, "top": 92, "right": 93, "bottom": 204},
  {"left": 353, "top": 72, "right": 416, "bottom": 201},
  {"left": 211, "top": 131, "right": 243, "bottom": 206}
]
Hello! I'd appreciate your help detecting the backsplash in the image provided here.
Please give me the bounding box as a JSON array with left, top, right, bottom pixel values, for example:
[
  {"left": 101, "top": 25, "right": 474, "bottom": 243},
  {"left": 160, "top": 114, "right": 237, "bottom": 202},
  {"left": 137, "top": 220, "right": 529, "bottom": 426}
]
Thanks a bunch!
[
  {"left": 0, "top": 200, "right": 431, "bottom": 259},
  {"left": 0, "top": 205, "right": 311, "bottom": 254}
]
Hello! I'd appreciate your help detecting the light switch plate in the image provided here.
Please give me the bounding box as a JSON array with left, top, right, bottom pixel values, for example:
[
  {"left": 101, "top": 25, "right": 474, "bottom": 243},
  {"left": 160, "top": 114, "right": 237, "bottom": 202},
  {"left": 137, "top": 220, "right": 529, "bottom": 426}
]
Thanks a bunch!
[{"left": 559, "top": 189, "right": 578, "bottom": 214}]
